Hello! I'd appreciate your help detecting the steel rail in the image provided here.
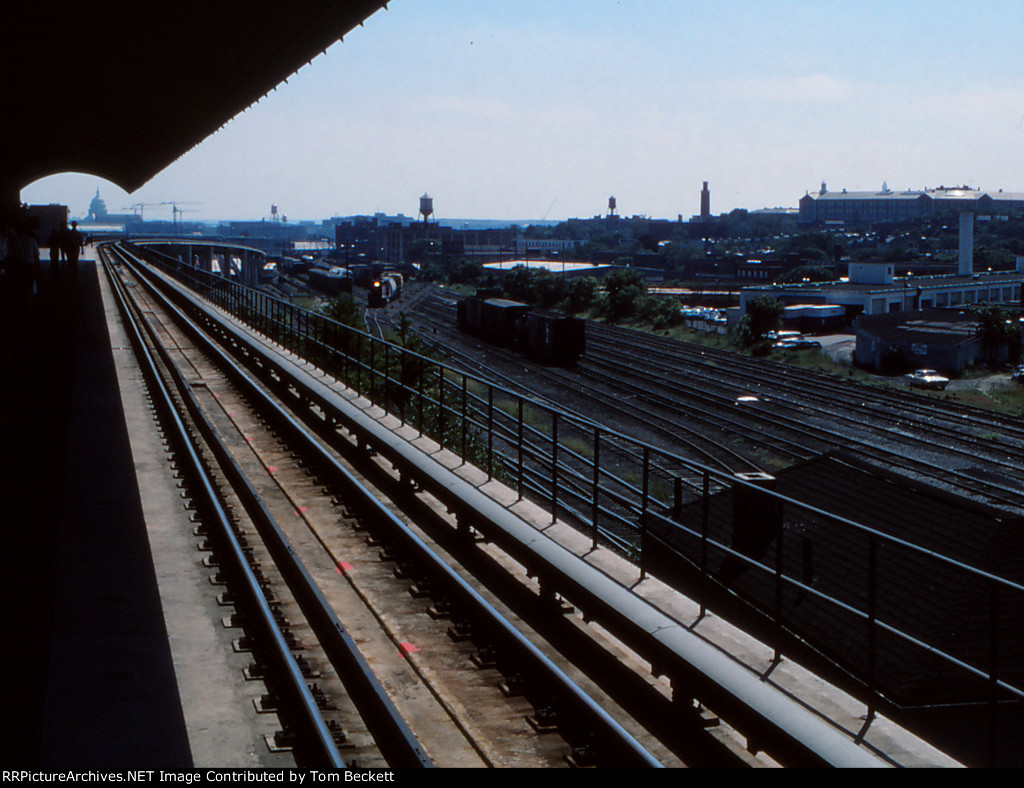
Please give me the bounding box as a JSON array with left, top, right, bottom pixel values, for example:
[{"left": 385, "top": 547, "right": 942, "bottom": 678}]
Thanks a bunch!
[
  {"left": 104, "top": 244, "right": 435, "bottom": 768},
  {"left": 99, "top": 249, "right": 347, "bottom": 768},
  {"left": 110, "top": 244, "right": 663, "bottom": 768}
]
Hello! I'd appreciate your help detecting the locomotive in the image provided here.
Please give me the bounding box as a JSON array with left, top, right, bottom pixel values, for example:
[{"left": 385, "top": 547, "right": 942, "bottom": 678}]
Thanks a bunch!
[
  {"left": 456, "top": 293, "right": 585, "bottom": 365},
  {"left": 367, "top": 272, "right": 403, "bottom": 307}
]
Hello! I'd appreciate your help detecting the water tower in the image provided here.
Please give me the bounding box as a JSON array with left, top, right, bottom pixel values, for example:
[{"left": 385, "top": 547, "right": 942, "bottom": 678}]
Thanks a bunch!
[
  {"left": 419, "top": 193, "right": 434, "bottom": 224},
  {"left": 607, "top": 196, "right": 617, "bottom": 217}
]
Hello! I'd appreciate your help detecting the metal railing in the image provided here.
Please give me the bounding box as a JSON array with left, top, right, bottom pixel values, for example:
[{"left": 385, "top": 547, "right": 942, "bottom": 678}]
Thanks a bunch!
[{"left": 126, "top": 243, "right": 1024, "bottom": 765}]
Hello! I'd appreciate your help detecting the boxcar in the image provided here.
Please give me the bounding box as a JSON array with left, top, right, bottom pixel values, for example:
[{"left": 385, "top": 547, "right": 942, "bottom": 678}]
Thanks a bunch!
[
  {"left": 524, "top": 311, "right": 586, "bottom": 364},
  {"left": 457, "top": 294, "right": 585, "bottom": 364}
]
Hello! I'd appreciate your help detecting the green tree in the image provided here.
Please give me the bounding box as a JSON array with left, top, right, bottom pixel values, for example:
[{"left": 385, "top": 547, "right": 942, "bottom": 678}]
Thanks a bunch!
[
  {"left": 602, "top": 268, "right": 647, "bottom": 322},
  {"left": 539, "top": 270, "right": 572, "bottom": 309},
  {"left": 502, "top": 264, "right": 534, "bottom": 302},
  {"left": 564, "top": 276, "right": 598, "bottom": 314},
  {"left": 972, "top": 304, "right": 1022, "bottom": 366},
  {"left": 734, "top": 295, "right": 783, "bottom": 348},
  {"left": 447, "top": 259, "right": 483, "bottom": 285},
  {"left": 322, "top": 293, "right": 361, "bottom": 327}
]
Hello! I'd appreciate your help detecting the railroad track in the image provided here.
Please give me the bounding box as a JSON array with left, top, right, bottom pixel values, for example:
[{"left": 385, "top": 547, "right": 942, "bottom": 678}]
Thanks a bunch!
[
  {"left": 97, "top": 245, "right": 744, "bottom": 768},
  {"left": 583, "top": 323, "right": 1024, "bottom": 510},
  {"left": 400, "top": 290, "right": 1024, "bottom": 513},
  {"left": 389, "top": 297, "right": 798, "bottom": 474}
]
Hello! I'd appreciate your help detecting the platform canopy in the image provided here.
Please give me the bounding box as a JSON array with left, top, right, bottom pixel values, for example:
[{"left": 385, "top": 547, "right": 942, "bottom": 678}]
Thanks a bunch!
[{"left": 1, "top": 1, "right": 389, "bottom": 195}]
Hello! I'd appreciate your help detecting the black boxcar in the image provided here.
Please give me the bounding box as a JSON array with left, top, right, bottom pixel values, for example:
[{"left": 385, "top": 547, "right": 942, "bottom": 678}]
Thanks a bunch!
[
  {"left": 457, "top": 295, "right": 486, "bottom": 333},
  {"left": 524, "top": 311, "right": 586, "bottom": 364},
  {"left": 457, "top": 293, "right": 585, "bottom": 364},
  {"left": 482, "top": 299, "right": 530, "bottom": 342}
]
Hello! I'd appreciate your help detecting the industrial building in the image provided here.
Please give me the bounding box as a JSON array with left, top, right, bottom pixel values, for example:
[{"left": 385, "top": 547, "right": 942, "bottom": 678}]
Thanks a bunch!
[
  {"left": 739, "top": 260, "right": 1024, "bottom": 319},
  {"left": 853, "top": 308, "right": 1012, "bottom": 375},
  {"left": 799, "top": 184, "right": 1024, "bottom": 226},
  {"left": 739, "top": 209, "right": 1024, "bottom": 374}
]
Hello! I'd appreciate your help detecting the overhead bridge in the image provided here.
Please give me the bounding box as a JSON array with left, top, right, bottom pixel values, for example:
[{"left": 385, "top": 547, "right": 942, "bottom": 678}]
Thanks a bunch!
[{"left": 133, "top": 239, "right": 270, "bottom": 287}]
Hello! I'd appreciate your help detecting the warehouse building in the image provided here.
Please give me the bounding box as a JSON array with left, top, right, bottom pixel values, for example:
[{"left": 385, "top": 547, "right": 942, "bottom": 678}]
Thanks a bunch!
[
  {"left": 799, "top": 184, "right": 1024, "bottom": 226},
  {"left": 739, "top": 260, "right": 1024, "bottom": 319},
  {"left": 853, "top": 309, "right": 1009, "bottom": 374}
]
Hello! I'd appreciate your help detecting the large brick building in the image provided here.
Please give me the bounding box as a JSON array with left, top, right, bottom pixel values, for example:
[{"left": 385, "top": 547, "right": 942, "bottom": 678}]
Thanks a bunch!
[{"left": 799, "top": 184, "right": 1024, "bottom": 226}]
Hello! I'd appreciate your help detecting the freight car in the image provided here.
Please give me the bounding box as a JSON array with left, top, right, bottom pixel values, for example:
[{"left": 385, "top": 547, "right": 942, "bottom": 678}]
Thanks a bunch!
[
  {"left": 308, "top": 265, "right": 353, "bottom": 295},
  {"left": 457, "top": 294, "right": 585, "bottom": 364}
]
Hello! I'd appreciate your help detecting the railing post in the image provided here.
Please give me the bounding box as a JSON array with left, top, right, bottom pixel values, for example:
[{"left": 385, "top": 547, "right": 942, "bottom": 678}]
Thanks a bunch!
[
  {"left": 383, "top": 343, "right": 390, "bottom": 415},
  {"left": 369, "top": 338, "right": 376, "bottom": 404},
  {"left": 355, "top": 333, "right": 362, "bottom": 394},
  {"left": 340, "top": 322, "right": 348, "bottom": 385},
  {"left": 591, "top": 428, "right": 600, "bottom": 551},
  {"left": 640, "top": 447, "right": 650, "bottom": 580},
  {"left": 417, "top": 361, "right": 425, "bottom": 438},
  {"left": 867, "top": 533, "right": 878, "bottom": 714},
  {"left": 988, "top": 582, "right": 1000, "bottom": 767},
  {"left": 517, "top": 397, "right": 524, "bottom": 502},
  {"left": 460, "top": 374, "right": 468, "bottom": 464},
  {"left": 398, "top": 349, "right": 406, "bottom": 426},
  {"left": 438, "top": 365, "right": 445, "bottom": 450},
  {"left": 486, "top": 386, "right": 494, "bottom": 481},
  {"left": 700, "top": 470, "right": 710, "bottom": 618},
  {"left": 551, "top": 412, "right": 558, "bottom": 524},
  {"left": 774, "top": 519, "right": 784, "bottom": 662}
]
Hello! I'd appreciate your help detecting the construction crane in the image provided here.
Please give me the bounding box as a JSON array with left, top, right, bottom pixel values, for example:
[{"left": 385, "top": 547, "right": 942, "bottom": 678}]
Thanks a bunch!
[
  {"left": 124, "top": 202, "right": 161, "bottom": 221},
  {"left": 160, "top": 201, "right": 203, "bottom": 234}
]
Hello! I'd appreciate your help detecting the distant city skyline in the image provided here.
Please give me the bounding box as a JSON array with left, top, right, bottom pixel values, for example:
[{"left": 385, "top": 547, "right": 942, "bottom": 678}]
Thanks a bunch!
[{"left": 20, "top": 1, "right": 1024, "bottom": 224}]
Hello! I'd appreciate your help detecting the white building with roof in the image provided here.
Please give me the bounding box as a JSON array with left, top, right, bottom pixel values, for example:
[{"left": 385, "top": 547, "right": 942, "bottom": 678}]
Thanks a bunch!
[{"left": 739, "top": 260, "right": 1024, "bottom": 319}]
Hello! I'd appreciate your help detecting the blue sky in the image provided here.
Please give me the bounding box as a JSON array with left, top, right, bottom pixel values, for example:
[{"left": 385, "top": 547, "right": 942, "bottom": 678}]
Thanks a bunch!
[{"left": 21, "top": 1, "right": 1024, "bottom": 224}]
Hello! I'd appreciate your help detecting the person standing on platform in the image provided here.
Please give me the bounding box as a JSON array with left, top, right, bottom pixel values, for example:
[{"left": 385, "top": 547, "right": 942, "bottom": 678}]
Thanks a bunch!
[
  {"left": 4, "top": 218, "right": 40, "bottom": 309},
  {"left": 48, "top": 223, "right": 65, "bottom": 275},
  {"left": 63, "top": 220, "right": 83, "bottom": 276}
]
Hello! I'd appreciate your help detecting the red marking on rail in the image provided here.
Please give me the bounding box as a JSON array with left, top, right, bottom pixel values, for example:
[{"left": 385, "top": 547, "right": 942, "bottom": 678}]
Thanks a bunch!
[
  {"left": 267, "top": 466, "right": 277, "bottom": 474},
  {"left": 399, "top": 642, "right": 421, "bottom": 655},
  {"left": 336, "top": 561, "right": 354, "bottom": 573}
]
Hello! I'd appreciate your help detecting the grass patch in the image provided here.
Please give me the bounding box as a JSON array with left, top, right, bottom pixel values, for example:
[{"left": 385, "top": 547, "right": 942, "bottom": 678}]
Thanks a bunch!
[{"left": 979, "top": 383, "right": 1024, "bottom": 416}]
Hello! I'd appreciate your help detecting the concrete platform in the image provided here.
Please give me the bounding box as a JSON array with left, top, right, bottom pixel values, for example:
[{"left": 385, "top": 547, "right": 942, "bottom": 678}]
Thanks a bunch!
[{"left": 1, "top": 259, "right": 191, "bottom": 767}]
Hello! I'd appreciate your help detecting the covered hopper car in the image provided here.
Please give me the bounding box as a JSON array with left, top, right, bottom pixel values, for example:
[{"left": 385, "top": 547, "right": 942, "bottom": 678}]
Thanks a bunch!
[{"left": 457, "top": 294, "right": 585, "bottom": 365}]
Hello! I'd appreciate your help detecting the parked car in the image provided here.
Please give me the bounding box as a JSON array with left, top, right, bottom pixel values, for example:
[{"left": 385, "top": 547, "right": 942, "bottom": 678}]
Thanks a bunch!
[
  {"left": 904, "top": 369, "right": 950, "bottom": 391},
  {"left": 766, "top": 330, "right": 803, "bottom": 342},
  {"left": 1011, "top": 366, "right": 1024, "bottom": 384},
  {"left": 774, "top": 337, "right": 823, "bottom": 351}
]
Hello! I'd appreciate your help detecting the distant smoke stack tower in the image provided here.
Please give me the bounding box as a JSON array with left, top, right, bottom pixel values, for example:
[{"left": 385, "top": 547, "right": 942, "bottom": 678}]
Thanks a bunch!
[
  {"left": 959, "top": 212, "right": 974, "bottom": 275},
  {"left": 700, "top": 181, "right": 711, "bottom": 221},
  {"left": 419, "top": 193, "right": 434, "bottom": 223}
]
